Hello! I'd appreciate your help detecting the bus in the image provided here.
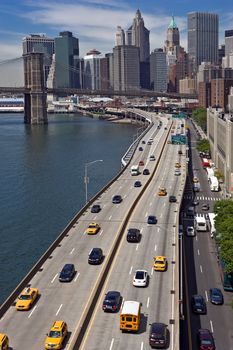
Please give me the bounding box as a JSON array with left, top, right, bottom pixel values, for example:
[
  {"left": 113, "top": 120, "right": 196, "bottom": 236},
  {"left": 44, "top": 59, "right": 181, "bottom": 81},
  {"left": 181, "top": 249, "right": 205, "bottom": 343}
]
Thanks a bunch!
[
  {"left": 202, "top": 158, "right": 210, "bottom": 168},
  {"left": 120, "top": 300, "right": 141, "bottom": 332},
  {"left": 194, "top": 215, "right": 207, "bottom": 231},
  {"left": 208, "top": 213, "right": 216, "bottom": 238}
]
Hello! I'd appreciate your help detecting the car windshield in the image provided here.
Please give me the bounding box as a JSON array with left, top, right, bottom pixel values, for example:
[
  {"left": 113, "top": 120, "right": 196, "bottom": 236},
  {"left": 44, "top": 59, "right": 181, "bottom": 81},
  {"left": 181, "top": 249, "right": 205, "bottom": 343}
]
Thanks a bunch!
[
  {"left": 89, "top": 225, "right": 96, "bottom": 228},
  {"left": 48, "top": 331, "right": 61, "bottom": 338},
  {"left": 106, "top": 295, "right": 116, "bottom": 301},
  {"left": 135, "top": 271, "right": 145, "bottom": 279},
  {"left": 201, "top": 340, "right": 212, "bottom": 345},
  {"left": 19, "top": 295, "right": 31, "bottom": 300}
]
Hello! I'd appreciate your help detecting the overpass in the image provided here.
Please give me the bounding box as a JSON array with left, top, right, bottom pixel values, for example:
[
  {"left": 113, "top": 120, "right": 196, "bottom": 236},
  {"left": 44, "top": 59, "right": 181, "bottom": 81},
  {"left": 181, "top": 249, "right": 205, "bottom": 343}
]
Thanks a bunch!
[
  {"left": 0, "top": 53, "right": 198, "bottom": 124},
  {"left": 0, "top": 110, "right": 187, "bottom": 349}
]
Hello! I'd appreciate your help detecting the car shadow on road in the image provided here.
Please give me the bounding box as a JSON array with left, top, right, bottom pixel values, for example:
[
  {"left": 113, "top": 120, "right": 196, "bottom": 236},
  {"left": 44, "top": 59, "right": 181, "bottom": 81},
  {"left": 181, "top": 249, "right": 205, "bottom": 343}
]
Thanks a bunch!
[{"left": 138, "top": 312, "right": 148, "bottom": 334}]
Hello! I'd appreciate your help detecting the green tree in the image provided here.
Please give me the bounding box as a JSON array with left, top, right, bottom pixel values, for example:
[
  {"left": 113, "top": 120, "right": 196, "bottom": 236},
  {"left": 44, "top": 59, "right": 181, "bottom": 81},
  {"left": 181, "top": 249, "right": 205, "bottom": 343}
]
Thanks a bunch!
[
  {"left": 196, "top": 139, "right": 210, "bottom": 153},
  {"left": 192, "top": 108, "right": 207, "bottom": 132}
]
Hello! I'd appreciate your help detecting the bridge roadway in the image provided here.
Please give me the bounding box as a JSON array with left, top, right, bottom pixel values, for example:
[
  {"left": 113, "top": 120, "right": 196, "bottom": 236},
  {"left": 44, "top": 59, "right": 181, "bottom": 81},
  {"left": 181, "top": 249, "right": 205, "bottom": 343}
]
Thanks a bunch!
[{"left": 0, "top": 112, "right": 185, "bottom": 349}]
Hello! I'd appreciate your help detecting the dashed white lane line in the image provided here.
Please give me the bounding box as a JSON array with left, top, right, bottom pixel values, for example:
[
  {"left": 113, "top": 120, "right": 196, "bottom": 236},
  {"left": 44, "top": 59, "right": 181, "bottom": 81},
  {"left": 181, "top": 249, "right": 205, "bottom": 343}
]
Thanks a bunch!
[
  {"left": 200, "top": 265, "right": 203, "bottom": 273},
  {"left": 205, "top": 290, "right": 209, "bottom": 302},
  {"left": 154, "top": 244, "right": 157, "bottom": 251},
  {"left": 130, "top": 186, "right": 133, "bottom": 190},
  {"left": 51, "top": 273, "right": 58, "bottom": 283},
  {"left": 93, "top": 215, "right": 97, "bottom": 220},
  {"left": 109, "top": 338, "right": 114, "bottom": 350},
  {"left": 28, "top": 305, "right": 37, "bottom": 318},
  {"left": 99, "top": 229, "right": 103, "bottom": 236},
  {"left": 109, "top": 215, "right": 112, "bottom": 220},
  {"left": 70, "top": 248, "right": 75, "bottom": 255},
  {"left": 151, "top": 267, "right": 154, "bottom": 275},
  {"left": 123, "top": 194, "right": 127, "bottom": 198},
  {"left": 119, "top": 186, "right": 122, "bottom": 190},
  {"left": 141, "top": 227, "right": 144, "bottom": 233},
  {"left": 129, "top": 266, "right": 133, "bottom": 275},
  {"left": 197, "top": 249, "right": 200, "bottom": 256},
  {"left": 103, "top": 204, "right": 106, "bottom": 208},
  {"left": 157, "top": 227, "right": 160, "bottom": 233},
  {"left": 145, "top": 212, "right": 148, "bottom": 218},
  {"left": 136, "top": 244, "right": 139, "bottom": 251},
  {"left": 147, "top": 297, "right": 150, "bottom": 308},
  {"left": 74, "top": 272, "right": 80, "bottom": 282},
  {"left": 140, "top": 341, "right": 144, "bottom": 350},
  {"left": 196, "top": 236, "right": 198, "bottom": 241},
  {"left": 210, "top": 320, "right": 214, "bottom": 333},
  {"left": 149, "top": 202, "right": 152, "bottom": 206},
  {"left": 56, "top": 304, "right": 63, "bottom": 316},
  {"left": 163, "top": 202, "right": 166, "bottom": 207}
]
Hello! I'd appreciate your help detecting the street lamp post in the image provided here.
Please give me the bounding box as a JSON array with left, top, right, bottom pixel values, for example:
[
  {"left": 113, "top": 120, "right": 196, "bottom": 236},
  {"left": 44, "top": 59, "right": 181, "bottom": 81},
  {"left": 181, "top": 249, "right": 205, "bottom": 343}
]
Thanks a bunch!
[{"left": 84, "top": 159, "right": 103, "bottom": 204}]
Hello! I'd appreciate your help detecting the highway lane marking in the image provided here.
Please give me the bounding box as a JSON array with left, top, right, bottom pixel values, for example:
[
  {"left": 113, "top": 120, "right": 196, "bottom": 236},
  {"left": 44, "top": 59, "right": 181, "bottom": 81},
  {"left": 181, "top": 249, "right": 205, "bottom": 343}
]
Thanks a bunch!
[
  {"left": 210, "top": 320, "right": 214, "bottom": 333},
  {"left": 119, "top": 186, "right": 122, "bottom": 189},
  {"left": 121, "top": 298, "right": 124, "bottom": 309},
  {"left": 145, "top": 212, "right": 148, "bottom": 217},
  {"left": 103, "top": 204, "right": 106, "bottom": 208},
  {"left": 197, "top": 249, "right": 200, "bottom": 256},
  {"left": 51, "top": 273, "right": 58, "bottom": 283},
  {"left": 74, "top": 272, "right": 80, "bottom": 282},
  {"left": 154, "top": 244, "right": 157, "bottom": 251},
  {"left": 28, "top": 305, "right": 37, "bottom": 318},
  {"left": 151, "top": 267, "right": 154, "bottom": 275},
  {"left": 124, "top": 194, "right": 127, "bottom": 198},
  {"left": 149, "top": 202, "right": 152, "bottom": 206},
  {"left": 69, "top": 248, "right": 75, "bottom": 255},
  {"left": 109, "top": 215, "right": 112, "bottom": 220},
  {"left": 140, "top": 341, "right": 144, "bottom": 350},
  {"left": 196, "top": 236, "right": 198, "bottom": 241},
  {"left": 147, "top": 297, "right": 150, "bottom": 308},
  {"left": 130, "top": 186, "right": 133, "bottom": 189},
  {"left": 93, "top": 215, "right": 97, "bottom": 220},
  {"left": 99, "top": 229, "right": 103, "bottom": 236},
  {"left": 141, "top": 227, "right": 144, "bottom": 233},
  {"left": 136, "top": 244, "right": 139, "bottom": 251},
  {"left": 163, "top": 202, "right": 166, "bottom": 207},
  {"left": 200, "top": 265, "right": 203, "bottom": 273},
  {"left": 205, "top": 290, "right": 209, "bottom": 302},
  {"left": 109, "top": 338, "right": 114, "bottom": 350},
  {"left": 56, "top": 304, "right": 63, "bottom": 316},
  {"left": 129, "top": 266, "right": 133, "bottom": 275}
]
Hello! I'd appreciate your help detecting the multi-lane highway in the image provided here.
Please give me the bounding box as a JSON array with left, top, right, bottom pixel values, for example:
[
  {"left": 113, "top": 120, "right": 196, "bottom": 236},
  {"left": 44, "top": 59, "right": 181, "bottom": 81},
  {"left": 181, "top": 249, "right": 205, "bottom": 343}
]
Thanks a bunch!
[
  {"left": 180, "top": 121, "right": 233, "bottom": 350},
  {"left": 0, "top": 112, "right": 186, "bottom": 350}
]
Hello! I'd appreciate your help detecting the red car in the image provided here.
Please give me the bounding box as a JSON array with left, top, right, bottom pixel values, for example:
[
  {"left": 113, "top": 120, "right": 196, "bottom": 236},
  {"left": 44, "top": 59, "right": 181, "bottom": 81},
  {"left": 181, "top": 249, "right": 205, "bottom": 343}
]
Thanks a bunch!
[
  {"left": 197, "top": 329, "right": 215, "bottom": 350},
  {"left": 139, "top": 160, "right": 144, "bottom": 166}
]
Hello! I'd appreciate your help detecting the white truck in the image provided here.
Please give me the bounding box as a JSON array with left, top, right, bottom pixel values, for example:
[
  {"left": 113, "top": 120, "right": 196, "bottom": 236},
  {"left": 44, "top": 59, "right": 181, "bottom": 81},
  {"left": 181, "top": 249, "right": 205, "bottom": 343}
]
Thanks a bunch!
[
  {"left": 131, "top": 165, "right": 139, "bottom": 176},
  {"left": 209, "top": 176, "right": 219, "bottom": 192}
]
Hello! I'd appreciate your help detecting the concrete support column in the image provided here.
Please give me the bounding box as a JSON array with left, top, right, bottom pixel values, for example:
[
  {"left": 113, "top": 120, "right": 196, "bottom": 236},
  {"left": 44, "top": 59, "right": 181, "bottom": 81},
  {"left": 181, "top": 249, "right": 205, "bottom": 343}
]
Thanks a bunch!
[{"left": 23, "top": 53, "right": 47, "bottom": 124}]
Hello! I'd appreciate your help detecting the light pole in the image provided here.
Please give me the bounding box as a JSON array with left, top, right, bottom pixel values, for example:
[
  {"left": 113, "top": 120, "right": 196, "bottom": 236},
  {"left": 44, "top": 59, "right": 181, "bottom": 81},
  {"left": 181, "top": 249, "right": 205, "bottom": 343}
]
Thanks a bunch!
[{"left": 84, "top": 159, "right": 103, "bottom": 204}]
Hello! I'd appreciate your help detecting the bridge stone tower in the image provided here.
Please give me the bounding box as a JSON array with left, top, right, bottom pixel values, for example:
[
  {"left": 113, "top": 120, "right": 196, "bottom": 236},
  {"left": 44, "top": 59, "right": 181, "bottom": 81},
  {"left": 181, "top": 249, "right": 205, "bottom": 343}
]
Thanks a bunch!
[{"left": 23, "top": 53, "right": 47, "bottom": 124}]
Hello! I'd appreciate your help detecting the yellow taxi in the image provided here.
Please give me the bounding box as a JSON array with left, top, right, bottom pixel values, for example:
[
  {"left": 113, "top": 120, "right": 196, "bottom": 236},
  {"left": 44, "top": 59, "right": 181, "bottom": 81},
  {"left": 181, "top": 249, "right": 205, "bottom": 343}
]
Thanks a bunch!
[
  {"left": 153, "top": 256, "right": 167, "bottom": 271},
  {"left": 0, "top": 333, "right": 9, "bottom": 350},
  {"left": 85, "top": 222, "right": 100, "bottom": 235},
  {"left": 158, "top": 187, "right": 167, "bottom": 196},
  {"left": 45, "top": 321, "right": 68, "bottom": 350},
  {"left": 175, "top": 162, "right": 181, "bottom": 168},
  {"left": 15, "top": 287, "right": 39, "bottom": 310}
]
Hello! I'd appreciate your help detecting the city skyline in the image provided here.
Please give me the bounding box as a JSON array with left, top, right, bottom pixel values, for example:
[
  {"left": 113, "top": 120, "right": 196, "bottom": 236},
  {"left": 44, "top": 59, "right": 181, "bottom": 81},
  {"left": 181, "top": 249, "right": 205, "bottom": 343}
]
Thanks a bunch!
[{"left": 0, "top": 0, "right": 233, "bottom": 61}]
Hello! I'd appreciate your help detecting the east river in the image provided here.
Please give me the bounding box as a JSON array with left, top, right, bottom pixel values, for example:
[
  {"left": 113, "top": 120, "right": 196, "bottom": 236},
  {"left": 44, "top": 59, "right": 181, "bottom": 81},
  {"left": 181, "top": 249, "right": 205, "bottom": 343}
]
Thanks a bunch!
[{"left": 0, "top": 113, "right": 136, "bottom": 304}]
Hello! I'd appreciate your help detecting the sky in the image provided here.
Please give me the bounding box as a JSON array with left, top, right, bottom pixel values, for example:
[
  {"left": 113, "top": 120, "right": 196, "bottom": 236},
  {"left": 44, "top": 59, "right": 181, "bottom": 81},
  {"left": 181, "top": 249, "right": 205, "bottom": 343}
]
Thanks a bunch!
[{"left": 0, "top": 0, "right": 233, "bottom": 61}]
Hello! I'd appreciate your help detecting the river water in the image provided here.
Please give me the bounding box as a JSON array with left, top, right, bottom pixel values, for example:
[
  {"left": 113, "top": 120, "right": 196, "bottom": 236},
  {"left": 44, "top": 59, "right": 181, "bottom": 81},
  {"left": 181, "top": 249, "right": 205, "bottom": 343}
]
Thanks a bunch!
[{"left": 0, "top": 113, "right": 136, "bottom": 304}]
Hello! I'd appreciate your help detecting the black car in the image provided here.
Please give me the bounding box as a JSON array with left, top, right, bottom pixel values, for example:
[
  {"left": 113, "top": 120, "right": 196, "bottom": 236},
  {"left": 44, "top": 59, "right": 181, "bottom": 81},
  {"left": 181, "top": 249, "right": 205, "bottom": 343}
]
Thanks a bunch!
[
  {"left": 178, "top": 150, "right": 182, "bottom": 155},
  {"left": 88, "top": 248, "right": 103, "bottom": 265},
  {"left": 112, "top": 195, "right": 122, "bottom": 204},
  {"left": 59, "top": 264, "right": 75, "bottom": 282},
  {"left": 139, "top": 147, "right": 143, "bottom": 151},
  {"left": 201, "top": 203, "right": 210, "bottom": 211},
  {"left": 209, "top": 288, "right": 224, "bottom": 305},
  {"left": 91, "top": 204, "right": 101, "bottom": 213},
  {"left": 127, "top": 228, "right": 140, "bottom": 242},
  {"left": 142, "top": 140, "right": 146, "bottom": 144},
  {"left": 169, "top": 195, "right": 177, "bottom": 203},
  {"left": 191, "top": 295, "right": 207, "bottom": 314},
  {"left": 134, "top": 181, "right": 142, "bottom": 188},
  {"left": 143, "top": 168, "right": 150, "bottom": 175},
  {"left": 147, "top": 215, "right": 157, "bottom": 224},
  {"left": 197, "top": 329, "right": 215, "bottom": 350},
  {"left": 149, "top": 322, "right": 168, "bottom": 348},
  {"left": 102, "top": 291, "right": 121, "bottom": 312}
]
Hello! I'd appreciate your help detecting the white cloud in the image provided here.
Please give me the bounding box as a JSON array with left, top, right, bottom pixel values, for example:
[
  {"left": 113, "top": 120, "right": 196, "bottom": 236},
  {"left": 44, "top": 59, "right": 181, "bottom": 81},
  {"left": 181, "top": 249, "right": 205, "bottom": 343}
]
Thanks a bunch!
[{"left": 0, "top": 43, "right": 22, "bottom": 61}]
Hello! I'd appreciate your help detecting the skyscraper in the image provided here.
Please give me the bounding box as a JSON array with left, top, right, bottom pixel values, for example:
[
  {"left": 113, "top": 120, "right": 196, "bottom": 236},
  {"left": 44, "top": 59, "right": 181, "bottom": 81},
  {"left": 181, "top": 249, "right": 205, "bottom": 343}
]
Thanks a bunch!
[
  {"left": 22, "top": 34, "right": 54, "bottom": 83},
  {"left": 115, "top": 26, "right": 125, "bottom": 46},
  {"left": 164, "top": 16, "right": 180, "bottom": 53},
  {"left": 150, "top": 49, "right": 167, "bottom": 92},
  {"left": 54, "top": 31, "right": 80, "bottom": 88},
  {"left": 225, "top": 30, "right": 233, "bottom": 57},
  {"left": 127, "top": 9, "right": 150, "bottom": 89},
  {"left": 188, "top": 12, "right": 219, "bottom": 69},
  {"left": 83, "top": 49, "right": 102, "bottom": 90},
  {"left": 113, "top": 45, "right": 140, "bottom": 91}
]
